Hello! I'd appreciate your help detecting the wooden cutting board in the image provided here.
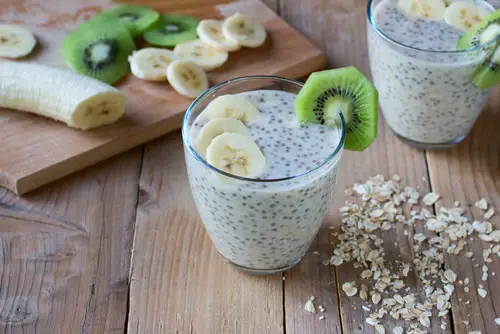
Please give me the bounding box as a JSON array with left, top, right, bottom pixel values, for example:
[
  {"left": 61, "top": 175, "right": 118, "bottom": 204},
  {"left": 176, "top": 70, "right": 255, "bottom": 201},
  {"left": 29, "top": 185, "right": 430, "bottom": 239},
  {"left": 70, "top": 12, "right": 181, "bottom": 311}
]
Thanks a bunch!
[{"left": 0, "top": 0, "right": 324, "bottom": 195}]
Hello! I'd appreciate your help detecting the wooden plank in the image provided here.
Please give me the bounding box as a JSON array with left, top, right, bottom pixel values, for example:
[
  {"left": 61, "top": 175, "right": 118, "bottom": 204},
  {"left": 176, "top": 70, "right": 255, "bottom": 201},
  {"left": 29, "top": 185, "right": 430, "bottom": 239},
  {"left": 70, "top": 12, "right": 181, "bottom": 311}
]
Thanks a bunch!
[
  {"left": 128, "top": 132, "right": 284, "bottom": 333},
  {"left": 0, "top": 0, "right": 325, "bottom": 195},
  {"left": 426, "top": 88, "right": 500, "bottom": 334},
  {"left": 0, "top": 148, "right": 142, "bottom": 334},
  {"left": 279, "top": 0, "right": 450, "bottom": 333}
]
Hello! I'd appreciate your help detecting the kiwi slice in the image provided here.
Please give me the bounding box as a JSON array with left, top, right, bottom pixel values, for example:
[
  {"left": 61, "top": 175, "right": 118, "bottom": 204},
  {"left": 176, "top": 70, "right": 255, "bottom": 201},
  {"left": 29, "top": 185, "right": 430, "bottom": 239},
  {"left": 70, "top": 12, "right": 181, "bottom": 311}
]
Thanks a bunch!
[
  {"left": 472, "top": 46, "right": 500, "bottom": 89},
  {"left": 61, "top": 20, "right": 135, "bottom": 85},
  {"left": 294, "top": 67, "right": 378, "bottom": 152},
  {"left": 97, "top": 4, "right": 160, "bottom": 37},
  {"left": 143, "top": 15, "right": 199, "bottom": 47},
  {"left": 457, "top": 9, "right": 500, "bottom": 50}
]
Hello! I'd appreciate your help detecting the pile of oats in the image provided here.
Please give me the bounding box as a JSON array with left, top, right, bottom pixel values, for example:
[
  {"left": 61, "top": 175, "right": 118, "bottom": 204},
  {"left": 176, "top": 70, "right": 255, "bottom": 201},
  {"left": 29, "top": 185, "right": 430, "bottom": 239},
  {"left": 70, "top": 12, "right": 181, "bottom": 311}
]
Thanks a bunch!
[{"left": 306, "top": 175, "right": 499, "bottom": 334}]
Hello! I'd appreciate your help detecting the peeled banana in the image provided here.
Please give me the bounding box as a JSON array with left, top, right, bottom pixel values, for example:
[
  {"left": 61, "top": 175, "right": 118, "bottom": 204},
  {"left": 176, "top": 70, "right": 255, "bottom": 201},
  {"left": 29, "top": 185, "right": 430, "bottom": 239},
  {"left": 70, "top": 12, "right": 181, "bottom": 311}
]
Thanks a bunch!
[{"left": 0, "top": 62, "right": 126, "bottom": 130}]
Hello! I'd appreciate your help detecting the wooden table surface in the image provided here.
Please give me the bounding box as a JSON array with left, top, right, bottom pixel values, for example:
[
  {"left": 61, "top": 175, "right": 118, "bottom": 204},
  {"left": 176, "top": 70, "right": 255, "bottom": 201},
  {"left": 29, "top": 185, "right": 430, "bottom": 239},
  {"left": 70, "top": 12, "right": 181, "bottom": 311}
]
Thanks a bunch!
[{"left": 1, "top": 0, "right": 499, "bottom": 333}]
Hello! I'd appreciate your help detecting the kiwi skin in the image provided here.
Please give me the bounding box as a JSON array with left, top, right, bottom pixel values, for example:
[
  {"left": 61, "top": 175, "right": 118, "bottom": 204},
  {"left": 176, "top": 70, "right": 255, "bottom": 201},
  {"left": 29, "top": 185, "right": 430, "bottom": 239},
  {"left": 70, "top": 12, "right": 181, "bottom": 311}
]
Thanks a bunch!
[
  {"left": 61, "top": 20, "right": 135, "bottom": 85},
  {"left": 294, "top": 67, "right": 378, "bottom": 152}
]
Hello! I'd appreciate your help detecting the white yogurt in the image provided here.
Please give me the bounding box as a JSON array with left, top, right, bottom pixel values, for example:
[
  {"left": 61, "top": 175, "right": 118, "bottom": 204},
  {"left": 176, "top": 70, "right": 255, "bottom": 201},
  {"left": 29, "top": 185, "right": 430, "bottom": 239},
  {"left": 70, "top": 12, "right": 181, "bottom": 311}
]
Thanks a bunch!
[
  {"left": 368, "top": 0, "right": 492, "bottom": 145},
  {"left": 185, "top": 90, "right": 343, "bottom": 272}
]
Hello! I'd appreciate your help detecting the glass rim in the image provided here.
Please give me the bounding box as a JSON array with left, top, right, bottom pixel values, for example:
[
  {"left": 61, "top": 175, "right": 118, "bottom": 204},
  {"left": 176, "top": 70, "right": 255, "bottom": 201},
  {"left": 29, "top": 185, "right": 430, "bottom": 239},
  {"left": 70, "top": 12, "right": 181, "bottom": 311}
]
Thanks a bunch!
[
  {"left": 181, "top": 75, "right": 346, "bottom": 184},
  {"left": 367, "top": 0, "right": 500, "bottom": 54}
]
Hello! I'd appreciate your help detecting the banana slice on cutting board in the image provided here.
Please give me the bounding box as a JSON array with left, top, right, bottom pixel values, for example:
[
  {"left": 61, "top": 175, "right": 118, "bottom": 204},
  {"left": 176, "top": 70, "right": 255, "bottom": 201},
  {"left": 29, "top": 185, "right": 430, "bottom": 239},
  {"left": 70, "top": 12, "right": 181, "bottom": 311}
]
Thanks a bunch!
[
  {"left": 174, "top": 39, "right": 228, "bottom": 71},
  {"left": 0, "top": 62, "right": 126, "bottom": 130},
  {"left": 195, "top": 117, "right": 250, "bottom": 157},
  {"left": 128, "top": 48, "right": 180, "bottom": 81},
  {"left": 199, "top": 94, "right": 260, "bottom": 123},
  {"left": 206, "top": 132, "right": 266, "bottom": 178},
  {"left": 166, "top": 60, "right": 209, "bottom": 98},
  {"left": 222, "top": 13, "right": 267, "bottom": 48},
  {"left": 197, "top": 19, "right": 240, "bottom": 52},
  {"left": 398, "top": 0, "right": 446, "bottom": 21},
  {"left": 0, "top": 24, "right": 37, "bottom": 58},
  {"left": 444, "top": 1, "right": 489, "bottom": 31}
]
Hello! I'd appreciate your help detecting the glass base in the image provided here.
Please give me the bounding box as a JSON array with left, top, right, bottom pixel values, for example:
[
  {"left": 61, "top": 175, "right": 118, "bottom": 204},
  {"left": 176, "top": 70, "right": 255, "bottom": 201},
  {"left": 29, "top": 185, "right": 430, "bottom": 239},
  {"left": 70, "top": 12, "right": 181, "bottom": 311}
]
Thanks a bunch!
[
  {"left": 392, "top": 131, "right": 466, "bottom": 150},
  {"left": 227, "top": 257, "right": 302, "bottom": 275}
]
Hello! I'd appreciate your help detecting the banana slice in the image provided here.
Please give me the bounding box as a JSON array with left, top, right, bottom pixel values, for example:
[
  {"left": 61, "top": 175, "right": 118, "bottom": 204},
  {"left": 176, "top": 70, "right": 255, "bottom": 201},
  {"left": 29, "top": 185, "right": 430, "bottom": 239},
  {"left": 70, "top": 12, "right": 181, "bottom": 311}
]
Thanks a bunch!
[
  {"left": 173, "top": 39, "right": 228, "bottom": 71},
  {"left": 221, "top": 13, "right": 267, "bottom": 48},
  {"left": 128, "top": 48, "right": 180, "bottom": 81},
  {"left": 206, "top": 133, "right": 266, "bottom": 178},
  {"left": 197, "top": 19, "right": 240, "bottom": 52},
  {"left": 444, "top": 1, "right": 489, "bottom": 31},
  {"left": 398, "top": 0, "right": 446, "bottom": 21},
  {"left": 195, "top": 117, "right": 250, "bottom": 157},
  {"left": 199, "top": 94, "right": 260, "bottom": 123},
  {"left": 0, "top": 62, "right": 125, "bottom": 130},
  {"left": 0, "top": 25, "right": 37, "bottom": 58},
  {"left": 166, "top": 60, "right": 209, "bottom": 98}
]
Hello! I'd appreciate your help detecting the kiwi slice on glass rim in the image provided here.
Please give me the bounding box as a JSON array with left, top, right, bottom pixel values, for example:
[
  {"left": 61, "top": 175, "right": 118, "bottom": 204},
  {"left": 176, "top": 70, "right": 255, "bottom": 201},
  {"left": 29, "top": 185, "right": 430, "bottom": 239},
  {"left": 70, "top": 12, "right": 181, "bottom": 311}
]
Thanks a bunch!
[
  {"left": 294, "top": 67, "right": 378, "bottom": 152},
  {"left": 97, "top": 4, "right": 160, "bottom": 37},
  {"left": 143, "top": 15, "right": 199, "bottom": 47},
  {"left": 457, "top": 9, "right": 500, "bottom": 89},
  {"left": 61, "top": 20, "right": 135, "bottom": 85}
]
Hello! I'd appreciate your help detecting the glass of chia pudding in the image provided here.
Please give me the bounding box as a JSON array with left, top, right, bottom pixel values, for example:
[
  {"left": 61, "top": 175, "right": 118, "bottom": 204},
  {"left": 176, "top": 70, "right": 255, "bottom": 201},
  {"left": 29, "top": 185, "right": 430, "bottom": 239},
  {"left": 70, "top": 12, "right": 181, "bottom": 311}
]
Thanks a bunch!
[
  {"left": 367, "top": 0, "right": 498, "bottom": 148},
  {"left": 182, "top": 76, "right": 346, "bottom": 275}
]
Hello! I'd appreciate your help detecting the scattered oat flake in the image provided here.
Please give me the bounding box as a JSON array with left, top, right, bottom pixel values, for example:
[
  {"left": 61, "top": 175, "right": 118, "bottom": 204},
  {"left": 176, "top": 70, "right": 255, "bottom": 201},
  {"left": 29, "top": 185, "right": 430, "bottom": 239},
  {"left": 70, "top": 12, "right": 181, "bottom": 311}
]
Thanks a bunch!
[
  {"left": 393, "top": 326, "right": 403, "bottom": 334},
  {"left": 342, "top": 282, "right": 358, "bottom": 297},
  {"left": 469, "top": 331, "right": 481, "bottom": 334},
  {"left": 484, "top": 208, "right": 495, "bottom": 220},
  {"left": 444, "top": 269, "right": 457, "bottom": 283},
  {"left": 304, "top": 298, "right": 316, "bottom": 313},
  {"left": 423, "top": 192, "right": 440, "bottom": 206},
  {"left": 475, "top": 198, "right": 488, "bottom": 211},
  {"left": 318, "top": 315, "right": 325, "bottom": 320},
  {"left": 478, "top": 287, "right": 488, "bottom": 298},
  {"left": 375, "top": 324, "right": 386, "bottom": 334},
  {"left": 495, "top": 318, "right": 500, "bottom": 325}
]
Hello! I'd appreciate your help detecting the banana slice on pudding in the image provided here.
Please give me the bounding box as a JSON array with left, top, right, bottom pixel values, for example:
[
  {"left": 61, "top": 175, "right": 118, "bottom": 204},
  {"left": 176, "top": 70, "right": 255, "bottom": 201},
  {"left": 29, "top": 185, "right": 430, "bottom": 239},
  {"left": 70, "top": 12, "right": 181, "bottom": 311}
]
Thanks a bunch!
[
  {"left": 195, "top": 117, "right": 250, "bottom": 157},
  {"left": 444, "top": 1, "right": 489, "bottom": 31},
  {"left": 199, "top": 94, "right": 260, "bottom": 123},
  {"left": 206, "top": 132, "right": 266, "bottom": 178},
  {"left": 398, "top": 0, "right": 446, "bottom": 21}
]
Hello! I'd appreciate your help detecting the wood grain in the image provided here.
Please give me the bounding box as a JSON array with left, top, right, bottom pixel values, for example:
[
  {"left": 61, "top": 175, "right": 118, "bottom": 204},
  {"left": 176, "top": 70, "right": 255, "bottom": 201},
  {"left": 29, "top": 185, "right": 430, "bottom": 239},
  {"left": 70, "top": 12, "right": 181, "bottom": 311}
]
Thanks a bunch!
[
  {"left": 128, "top": 132, "right": 284, "bottom": 334},
  {"left": 426, "top": 89, "right": 500, "bottom": 334},
  {"left": 0, "top": 148, "right": 142, "bottom": 333},
  {"left": 0, "top": 0, "right": 325, "bottom": 195}
]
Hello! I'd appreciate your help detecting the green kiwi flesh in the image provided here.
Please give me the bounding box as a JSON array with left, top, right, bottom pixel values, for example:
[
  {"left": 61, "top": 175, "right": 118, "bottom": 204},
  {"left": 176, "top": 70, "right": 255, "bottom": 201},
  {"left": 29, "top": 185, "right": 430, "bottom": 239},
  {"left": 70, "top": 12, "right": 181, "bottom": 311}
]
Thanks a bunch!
[
  {"left": 457, "top": 9, "right": 500, "bottom": 50},
  {"left": 472, "top": 46, "right": 500, "bottom": 89},
  {"left": 143, "top": 15, "right": 199, "bottom": 47},
  {"left": 294, "top": 67, "right": 379, "bottom": 152},
  {"left": 61, "top": 20, "right": 135, "bottom": 85},
  {"left": 97, "top": 4, "right": 160, "bottom": 36}
]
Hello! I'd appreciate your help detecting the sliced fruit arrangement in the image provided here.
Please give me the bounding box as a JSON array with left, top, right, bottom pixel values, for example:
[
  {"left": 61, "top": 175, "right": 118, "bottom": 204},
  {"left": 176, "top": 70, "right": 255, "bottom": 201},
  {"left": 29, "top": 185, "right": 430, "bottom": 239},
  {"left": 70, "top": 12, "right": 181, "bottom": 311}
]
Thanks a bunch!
[
  {"left": 206, "top": 132, "right": 266, "bottom": 178},
  {"left": 97, "top": 4, "right": 160, "bottom": 36},
  {"left": 457, "top": 9, "right": 500, "bottom": 89},
  {"left": 166, "top": 60, "right": 209, "bottom": 98},
  {"left": 444, "top": 1, "right": 489, "bottom": 31},
  {"left": 0, "top": 24, "right": 37, "bottom": 58},
  {"left": 128, "top": 47, "right": 179, "bottom": 81},
  {"left": 199, "top": 94, "right": 261, "bottom": 123},
  {"left": 174, "top": 39, "right": 229, "bottom": 71},
  {"left": 143, "top": 15, "right": 199, "bottom": 47},
  {"left": 222, "top": 13, "right": 267, "bottom": 48},
  {"left": 61, "top": 20, "right": 136, "bottom": 85},
  {"left": 192, "top": 94, "right": 265, "bottom": 178},
  {"left": 197, "top": 19, "right": 240, "bottom": 52},
  {"left": 0, "top": 62, "right": 126, "bottom": 130},
  {"left": 294, "top": 67, "right": 379, "bottom": 152},
  {"left": 195, "top": 117, "right": 250, "bottom": 157},
  {"left": 398, "top": 0, "right": 447, "bottom": 21}
]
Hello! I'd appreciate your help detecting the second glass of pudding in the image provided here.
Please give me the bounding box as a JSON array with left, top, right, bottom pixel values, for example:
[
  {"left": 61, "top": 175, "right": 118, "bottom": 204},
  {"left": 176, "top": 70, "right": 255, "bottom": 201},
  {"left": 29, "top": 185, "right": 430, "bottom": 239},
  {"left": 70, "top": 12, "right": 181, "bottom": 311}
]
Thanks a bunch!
[
  {"left": 182, "top": 76, "right": 345, "bottom": 275},
  {"left": 367, "top": 0, "right": 497, "bottom": 149}
]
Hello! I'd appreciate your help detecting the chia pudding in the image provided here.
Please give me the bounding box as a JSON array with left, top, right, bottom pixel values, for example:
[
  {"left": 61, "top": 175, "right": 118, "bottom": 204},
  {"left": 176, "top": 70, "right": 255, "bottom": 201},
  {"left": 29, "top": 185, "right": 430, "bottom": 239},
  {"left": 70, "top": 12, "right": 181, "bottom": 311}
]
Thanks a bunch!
[
  {"left": 367, "top": 0, "right": 493, "bottom": 146},
  {"left": 184, "top": 89, "right": 343, "bottom": 273}
]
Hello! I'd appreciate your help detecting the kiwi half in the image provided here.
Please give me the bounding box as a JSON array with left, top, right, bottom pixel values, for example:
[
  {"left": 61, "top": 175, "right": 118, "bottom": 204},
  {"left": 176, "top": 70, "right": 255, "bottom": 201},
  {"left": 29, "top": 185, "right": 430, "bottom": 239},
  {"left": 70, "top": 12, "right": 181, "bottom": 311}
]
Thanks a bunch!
[
  {"left": 143, "top": 15, "right": 199, "bottom": 47},
  {"left": 61, "top": 20, "right": 135, "bottom": 85},
  {"left": 457, "top": 10, "right": 500, "bottom": 89},
  {"left": 97, "top": 4, "right": 160, "bottom": 37},
  {"left": 294, "top": 67, "right": 378, "bottom": 152}
]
